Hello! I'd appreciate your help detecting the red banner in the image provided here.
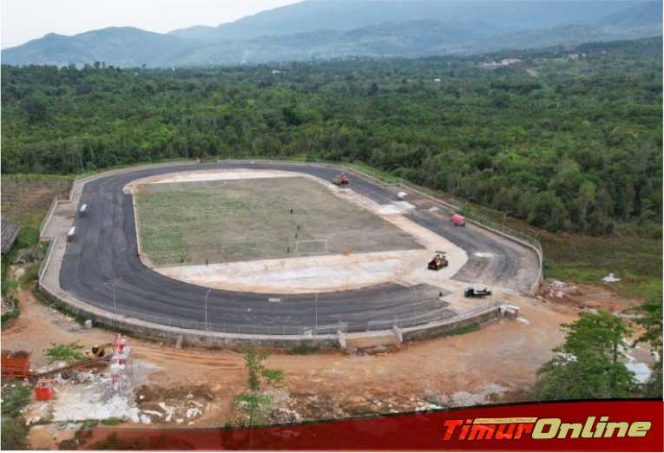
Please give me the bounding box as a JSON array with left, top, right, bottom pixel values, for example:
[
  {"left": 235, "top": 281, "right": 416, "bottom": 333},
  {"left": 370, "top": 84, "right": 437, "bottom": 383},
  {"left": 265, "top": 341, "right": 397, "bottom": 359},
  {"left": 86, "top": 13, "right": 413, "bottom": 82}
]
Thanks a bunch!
[{"left": 90, "top": 400, "right": 663, "bottom": 451}]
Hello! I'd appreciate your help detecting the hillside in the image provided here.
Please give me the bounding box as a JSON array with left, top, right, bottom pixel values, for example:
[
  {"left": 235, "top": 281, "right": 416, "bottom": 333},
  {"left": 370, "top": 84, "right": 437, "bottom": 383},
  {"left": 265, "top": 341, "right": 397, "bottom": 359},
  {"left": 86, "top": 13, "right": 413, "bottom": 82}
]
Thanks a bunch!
[
  {"left": 1, "top": 27, "right": 194, "bottom": 68},
  {"left": 169, "top": 0, "right": 637, "bottom": 41},
  {"left": 2, "top": 0, "right": 661, "bottom": 67}
]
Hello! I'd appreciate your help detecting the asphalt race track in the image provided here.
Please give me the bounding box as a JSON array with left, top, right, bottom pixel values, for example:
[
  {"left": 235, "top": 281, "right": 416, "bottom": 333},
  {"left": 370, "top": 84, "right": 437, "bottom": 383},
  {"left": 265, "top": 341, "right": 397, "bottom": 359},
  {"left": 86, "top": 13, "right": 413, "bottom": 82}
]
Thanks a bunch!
[{"left": 60, "top": 162, "right": 538, "bottom": 335}]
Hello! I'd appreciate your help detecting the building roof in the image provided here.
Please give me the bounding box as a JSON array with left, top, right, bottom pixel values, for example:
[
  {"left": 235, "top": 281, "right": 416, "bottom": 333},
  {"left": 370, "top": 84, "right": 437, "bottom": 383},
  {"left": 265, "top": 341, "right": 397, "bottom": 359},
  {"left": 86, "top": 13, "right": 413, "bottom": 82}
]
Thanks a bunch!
[{"left": 1, "top": 218, "right": 21, "bottom": 253}]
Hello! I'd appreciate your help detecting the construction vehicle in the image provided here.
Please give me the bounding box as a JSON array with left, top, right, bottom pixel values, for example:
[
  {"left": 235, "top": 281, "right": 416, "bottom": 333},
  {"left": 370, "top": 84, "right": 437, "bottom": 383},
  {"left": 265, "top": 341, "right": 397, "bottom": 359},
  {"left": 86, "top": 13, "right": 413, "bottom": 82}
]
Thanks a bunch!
[
  {"left": 331, "top": 174, "right": 349, "bottom": 186},
  {"left": 450, "top": 213, "right": 465, "bottom": 226},
  {"left": 84, "top": 343, "right": 112, "bottom": 359},
  {"left": 34, "top": 379, "right": 54, "bottom": 401},
  {"left": 427, "top": 251, "right": 448, "bottom": 271},
  {"left": 464, "top": 287, "right": 492, "bottom": 298}
]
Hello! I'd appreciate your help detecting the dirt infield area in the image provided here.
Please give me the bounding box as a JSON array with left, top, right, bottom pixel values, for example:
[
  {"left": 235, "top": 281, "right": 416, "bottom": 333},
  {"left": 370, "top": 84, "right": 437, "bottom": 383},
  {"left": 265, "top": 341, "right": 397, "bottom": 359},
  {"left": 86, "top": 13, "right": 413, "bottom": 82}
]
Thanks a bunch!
[{"left": 134, "top": 176, "right": 420, "bottom": 266}]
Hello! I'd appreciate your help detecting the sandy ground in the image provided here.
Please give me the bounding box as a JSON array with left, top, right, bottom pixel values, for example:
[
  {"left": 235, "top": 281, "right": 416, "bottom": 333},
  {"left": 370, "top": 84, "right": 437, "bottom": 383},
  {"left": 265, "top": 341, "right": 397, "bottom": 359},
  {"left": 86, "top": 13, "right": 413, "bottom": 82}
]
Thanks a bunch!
[
  {"left": 158, "top": 241, "right": 467, "bottom": 295},
  {"left": 540, "top": 280, "right": 643, "bottom": 312},
  {"left": 122, "top": 169, "right": 303, "bottom": 191},
  {"left": 6, "top": 283, "right": 579, "bottom": 447},
  {"left": 158, "top": 250, "right": 429, "bottom": 294},
  {"left": 128, "top": 168, "right": 468, "bottom": 294}
]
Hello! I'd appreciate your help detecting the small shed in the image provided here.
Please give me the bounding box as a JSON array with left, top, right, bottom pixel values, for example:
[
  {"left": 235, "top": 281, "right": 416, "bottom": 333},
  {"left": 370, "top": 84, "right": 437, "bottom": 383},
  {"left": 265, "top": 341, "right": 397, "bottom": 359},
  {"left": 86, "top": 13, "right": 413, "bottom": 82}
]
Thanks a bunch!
[
  {"left": 1, "top": 218, "right": 20, "bottom": 253},
  {"left": 450, "top": 213, "right": 465, "bottom": 226}
]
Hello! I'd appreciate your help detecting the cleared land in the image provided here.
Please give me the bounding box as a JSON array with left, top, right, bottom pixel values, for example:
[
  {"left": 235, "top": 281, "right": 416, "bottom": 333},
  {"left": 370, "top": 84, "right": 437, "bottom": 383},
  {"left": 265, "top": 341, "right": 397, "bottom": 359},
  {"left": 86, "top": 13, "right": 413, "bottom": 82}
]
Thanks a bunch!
[
  {"left": 5, "top": 282, "right": 580, "bottom": 437},
  {"left": 1, "top": 174, "right": 73, "bottom": 243},
  {"left": 135, "top": 177, "right": 420, "bottom": 266}
]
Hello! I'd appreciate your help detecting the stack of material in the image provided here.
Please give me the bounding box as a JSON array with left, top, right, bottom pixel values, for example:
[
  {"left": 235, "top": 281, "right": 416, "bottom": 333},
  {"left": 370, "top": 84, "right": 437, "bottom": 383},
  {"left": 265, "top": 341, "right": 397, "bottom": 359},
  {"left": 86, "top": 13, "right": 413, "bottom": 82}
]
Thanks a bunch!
[{"left": 1, "top": 350, "right": 31, "bottom": 377}]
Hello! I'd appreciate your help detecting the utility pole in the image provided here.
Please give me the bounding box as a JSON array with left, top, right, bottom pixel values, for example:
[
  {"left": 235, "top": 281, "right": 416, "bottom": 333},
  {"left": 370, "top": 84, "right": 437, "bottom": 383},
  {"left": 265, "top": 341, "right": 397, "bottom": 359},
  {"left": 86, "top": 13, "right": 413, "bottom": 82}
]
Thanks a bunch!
[
  {"left": 315, "top": 293, "right": 318, "bottom": 335},
  {"left": 204, "top": 288, "right": 212, "bottom": 330},
  {"left": 411, "top": 286, "right": 419, "bottom": 322},
  {"left": 104, "top": 277, "right": 123, "bottom": 314},
  {"left": 528, "top": 228, "right": 542, "bottom": 242},
  {"left": 502, "top": 210, "right": 512, "bottom": 230}
]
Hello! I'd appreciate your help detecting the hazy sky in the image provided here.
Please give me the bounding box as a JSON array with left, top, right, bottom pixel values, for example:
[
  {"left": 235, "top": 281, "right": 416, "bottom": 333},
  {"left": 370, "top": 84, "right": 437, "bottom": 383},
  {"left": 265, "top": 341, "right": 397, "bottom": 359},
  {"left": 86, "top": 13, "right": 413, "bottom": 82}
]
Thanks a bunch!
[{"left": 1, "top": 0, "right": 301, "bottom": 48}]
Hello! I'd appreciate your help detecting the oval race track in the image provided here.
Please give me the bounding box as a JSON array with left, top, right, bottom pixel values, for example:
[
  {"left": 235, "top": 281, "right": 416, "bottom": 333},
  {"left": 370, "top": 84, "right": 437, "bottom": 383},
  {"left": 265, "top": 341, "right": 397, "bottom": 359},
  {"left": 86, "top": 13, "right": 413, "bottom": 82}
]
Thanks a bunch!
[{"left": 59, "top": 162, "right": 539, "bottom": 335}]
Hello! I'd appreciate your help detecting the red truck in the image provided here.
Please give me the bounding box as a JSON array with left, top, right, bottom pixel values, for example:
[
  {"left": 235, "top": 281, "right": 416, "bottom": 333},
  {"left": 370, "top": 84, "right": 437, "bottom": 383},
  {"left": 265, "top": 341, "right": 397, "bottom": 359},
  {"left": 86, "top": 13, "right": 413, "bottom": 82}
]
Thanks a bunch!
[{"left": 450, "top": 213, "right": 465, "bottom": 226}]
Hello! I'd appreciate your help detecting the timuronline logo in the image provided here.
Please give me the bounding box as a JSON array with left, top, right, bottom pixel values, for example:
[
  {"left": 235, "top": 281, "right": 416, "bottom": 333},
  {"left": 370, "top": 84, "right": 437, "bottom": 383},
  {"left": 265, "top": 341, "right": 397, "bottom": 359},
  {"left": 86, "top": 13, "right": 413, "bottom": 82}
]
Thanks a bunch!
[{"left": 442, "top": 417, "right": 652, "bottom": 441}]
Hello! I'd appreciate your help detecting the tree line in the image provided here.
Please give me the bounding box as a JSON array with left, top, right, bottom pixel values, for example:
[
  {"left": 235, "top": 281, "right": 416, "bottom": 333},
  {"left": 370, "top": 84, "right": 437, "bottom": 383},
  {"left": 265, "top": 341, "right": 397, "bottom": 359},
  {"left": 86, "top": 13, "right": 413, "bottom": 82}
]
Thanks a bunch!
[{"left": 1, "top": 37, "right": 661, "bottom": 236}]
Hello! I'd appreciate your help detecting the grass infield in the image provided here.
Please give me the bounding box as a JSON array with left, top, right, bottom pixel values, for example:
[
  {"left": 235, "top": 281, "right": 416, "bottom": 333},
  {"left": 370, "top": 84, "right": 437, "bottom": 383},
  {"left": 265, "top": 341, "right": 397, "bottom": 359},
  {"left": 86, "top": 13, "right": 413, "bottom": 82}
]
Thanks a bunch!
[{"left": 134, "top": 176, "right": 419, "bottom": 266}]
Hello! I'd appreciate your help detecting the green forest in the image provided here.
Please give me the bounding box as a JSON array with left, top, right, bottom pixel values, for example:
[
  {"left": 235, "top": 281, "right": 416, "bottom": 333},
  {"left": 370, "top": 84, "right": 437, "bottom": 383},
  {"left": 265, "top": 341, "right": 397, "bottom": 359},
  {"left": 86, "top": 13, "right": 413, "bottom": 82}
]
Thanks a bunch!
[{"left": 2, "top": 37, "right": 662, "bottom": 236}]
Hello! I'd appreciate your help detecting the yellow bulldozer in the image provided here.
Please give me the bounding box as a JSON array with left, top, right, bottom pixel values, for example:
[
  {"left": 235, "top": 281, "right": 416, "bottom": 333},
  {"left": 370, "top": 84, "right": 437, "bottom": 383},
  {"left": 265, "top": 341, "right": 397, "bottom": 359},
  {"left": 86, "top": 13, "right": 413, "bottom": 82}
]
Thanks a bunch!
[
  {"left": 427, "top": 251, "right": 449, "bottom": 271},
  {"left": 84, "top": 343, "right": 112, "bottom": 359}
]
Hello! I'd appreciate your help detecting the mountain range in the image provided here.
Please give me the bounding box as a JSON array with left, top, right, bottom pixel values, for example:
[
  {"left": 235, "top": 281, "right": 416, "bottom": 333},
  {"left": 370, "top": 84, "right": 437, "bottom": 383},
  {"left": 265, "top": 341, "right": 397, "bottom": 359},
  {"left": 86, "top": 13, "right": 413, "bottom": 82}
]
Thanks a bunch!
[{"left": 2, "top": 0, "right": 662, "bottom": 67}]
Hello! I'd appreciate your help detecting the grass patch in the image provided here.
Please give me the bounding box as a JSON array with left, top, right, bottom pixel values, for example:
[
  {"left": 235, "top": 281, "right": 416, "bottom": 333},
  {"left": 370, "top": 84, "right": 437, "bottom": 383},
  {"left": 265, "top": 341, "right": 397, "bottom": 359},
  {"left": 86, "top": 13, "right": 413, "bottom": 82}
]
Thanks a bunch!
[
  {"left": 541, "top": 233, "right": 662, "bottom": 301},
  {"left": 3, "top": 279, "right": 19, "bottom": 292},
  {"left": 1, "top": 249, "right": 20, "bottom": 328},
  {"left": 45, "top": 342, "right": 85, "bottom": 363},
  {"left": 75, "top": 158, "right": 194, "bottom": 179},
  {"left": 135, "top": 177, "right": 419, "bottom": 266},
  {"left": 19, "top": 261, "right": 40, "bottom": 289},
  {"left": 1, "top": 384, "right": 33, "bottom": 417},
  {"left": 1, "top": 418, "right": 28, "bottom": 450},
  {"left": 1, "top": 305, "right": 20, "bottom": 327},
  {"left": 0, "top": 174, "right": 74, "bottom": 327},
  {"left": 34, "top": 287, "right": 156, "bottom": 342},
  {"left": 81, "top": 420, "right": 99, "bottom": 430},
  {"left": 345, "top": 161, "right": 404, "bottom": 184},
  {"left": 348, "top": 405, "right": 377, "bottom": 416},
  {"left": 288, "top": 156, "right": 409, "bottom": 184},
  {"left": 100, "top": 417, "right": 123, "bottom": 426},
  {"left": 1, "top": 174, "right": 73, "bottom": 239},
  {"left": 33, "top": 288, "right": 87, "bottom": 325},
  {"left": 2, "top": 250, "right": 17, "bottom": 290}
]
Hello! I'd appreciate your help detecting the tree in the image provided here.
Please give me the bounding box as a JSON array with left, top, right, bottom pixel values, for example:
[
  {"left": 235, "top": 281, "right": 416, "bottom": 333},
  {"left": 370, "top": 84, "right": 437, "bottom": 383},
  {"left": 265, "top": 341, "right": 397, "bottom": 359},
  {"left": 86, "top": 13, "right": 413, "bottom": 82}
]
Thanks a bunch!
[
  {"left": 234, "top": 348, "right": 284, "bottom": 427},
  {"left": 528, "top": 191, "right": 568, "bottom": 231},
  {"left": 573, "top": 180, "right": 596, "bottom": 232},
  {"left": 1, "top": 38, "right": 661, "bottom": 236},
  {"left": 282, "top": 104, "right": 303, "bottom": 126},
  {"left": 20, "top": 94, "right": 48, "bottom": 123},
  {"left": 632, "top": 299, "right": 663, "bottom": 397},
  {"left": 535, "top": 311, "right": 636, "bottom": 400},
  {"left": 1, "top": 419, "right": 28, "bottom": 450}
]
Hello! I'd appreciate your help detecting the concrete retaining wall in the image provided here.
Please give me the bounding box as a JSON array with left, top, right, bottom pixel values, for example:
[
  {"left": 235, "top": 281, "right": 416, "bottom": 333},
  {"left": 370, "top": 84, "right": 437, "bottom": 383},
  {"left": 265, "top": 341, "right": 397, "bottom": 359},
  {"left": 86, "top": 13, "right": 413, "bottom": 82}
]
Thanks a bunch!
[{"left": 401, "top": 306, "right": 502, "bottom": 342}]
